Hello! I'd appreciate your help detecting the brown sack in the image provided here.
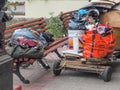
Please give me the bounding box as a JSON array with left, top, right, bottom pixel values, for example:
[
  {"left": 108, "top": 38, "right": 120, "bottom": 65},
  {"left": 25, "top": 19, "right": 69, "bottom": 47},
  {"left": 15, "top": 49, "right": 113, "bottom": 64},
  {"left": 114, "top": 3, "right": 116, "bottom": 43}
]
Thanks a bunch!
[
  {"left": 100, "top": 10, "right": 120, "bottom": 50},
  {"left": 100, "top": 10, "right": 120, "bottom": 28}
]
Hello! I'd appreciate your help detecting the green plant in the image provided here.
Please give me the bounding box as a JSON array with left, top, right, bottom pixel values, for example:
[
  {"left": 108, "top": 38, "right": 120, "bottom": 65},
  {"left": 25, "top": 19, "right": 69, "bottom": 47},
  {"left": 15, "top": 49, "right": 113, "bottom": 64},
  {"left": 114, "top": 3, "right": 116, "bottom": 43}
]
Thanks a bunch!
[
  {"left": 47, "top": 15, "right": 66, "bottom": 38},
  {"left": 27, "top": 0, "right": 32, "bottom": 2},
  {"left": 7, "top": 1, "right": 22, "bottom": 10},
  {"left": 8, "top": 1, "right": 20, "bottom": 5}
]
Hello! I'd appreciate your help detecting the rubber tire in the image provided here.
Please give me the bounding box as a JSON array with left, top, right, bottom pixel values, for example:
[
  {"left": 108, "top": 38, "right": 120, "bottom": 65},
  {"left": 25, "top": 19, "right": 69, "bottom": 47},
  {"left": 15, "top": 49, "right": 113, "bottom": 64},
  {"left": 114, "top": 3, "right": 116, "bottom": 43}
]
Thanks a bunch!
[
  {"left": 53, "top": 60, "right": 62, "bottom": 76},
  {"left": 102, "top": 66, "right": 112, "bottom": 82}
]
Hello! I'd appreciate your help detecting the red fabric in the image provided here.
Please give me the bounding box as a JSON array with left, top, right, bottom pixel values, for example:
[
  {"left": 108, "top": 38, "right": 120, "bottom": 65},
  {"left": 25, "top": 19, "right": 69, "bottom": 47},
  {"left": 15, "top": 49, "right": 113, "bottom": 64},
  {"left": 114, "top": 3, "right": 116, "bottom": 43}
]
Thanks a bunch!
[
  {"left": 13, "top": 85, "right": 22, "bottom": 90},
  {"left": 19, "top": 39, "right": 39, "bottom": 47}
]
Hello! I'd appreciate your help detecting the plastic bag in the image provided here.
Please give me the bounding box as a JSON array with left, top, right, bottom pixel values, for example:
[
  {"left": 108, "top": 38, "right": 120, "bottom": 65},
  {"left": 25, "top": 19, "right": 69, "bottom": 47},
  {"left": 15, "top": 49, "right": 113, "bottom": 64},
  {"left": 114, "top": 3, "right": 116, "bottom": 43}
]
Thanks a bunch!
[
  {"left": 68, "top": 20, "right": 87, "bottom": 30},
  {"left": 10, "top": 28, "right": 49, "bottom": 48}
]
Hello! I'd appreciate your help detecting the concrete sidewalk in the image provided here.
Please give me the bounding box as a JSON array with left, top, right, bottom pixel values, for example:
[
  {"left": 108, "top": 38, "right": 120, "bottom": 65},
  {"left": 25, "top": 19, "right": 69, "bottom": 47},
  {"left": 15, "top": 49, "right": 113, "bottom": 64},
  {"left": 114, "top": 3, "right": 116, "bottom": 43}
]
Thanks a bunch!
[{"left": 13, "top": 48, "right": 120, "bottom": 90}]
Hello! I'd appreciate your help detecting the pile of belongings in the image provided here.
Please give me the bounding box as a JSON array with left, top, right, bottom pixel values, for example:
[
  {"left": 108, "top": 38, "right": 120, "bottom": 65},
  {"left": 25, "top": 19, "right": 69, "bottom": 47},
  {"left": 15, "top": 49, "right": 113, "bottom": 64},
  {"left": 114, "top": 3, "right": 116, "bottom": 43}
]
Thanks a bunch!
[
  {"left": 83, "top": 23, "right": 115, "bottom": 58},
  {"left": 6, "top": 28, "right": 54, "bottom": 59},
  {"left": 68, "top": 0, "right": 117, "bottom": 58}
]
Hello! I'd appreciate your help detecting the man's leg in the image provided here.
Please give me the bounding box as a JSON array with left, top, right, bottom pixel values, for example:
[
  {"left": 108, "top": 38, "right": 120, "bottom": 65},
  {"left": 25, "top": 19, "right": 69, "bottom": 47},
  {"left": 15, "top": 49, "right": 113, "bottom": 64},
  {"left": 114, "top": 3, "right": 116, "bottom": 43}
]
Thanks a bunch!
[{"left": 0, "top": 21, "right": 6, "bottom": 55}]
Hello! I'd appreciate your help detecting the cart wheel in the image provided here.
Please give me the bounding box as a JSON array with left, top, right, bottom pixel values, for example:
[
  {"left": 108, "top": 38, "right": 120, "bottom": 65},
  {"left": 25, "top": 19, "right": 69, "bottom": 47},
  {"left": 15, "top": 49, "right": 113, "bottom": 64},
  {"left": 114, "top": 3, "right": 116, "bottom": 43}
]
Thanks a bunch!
[
  {"left": 53, "top": 60, "right": 62, "bottom": 76},
  {"left": 102, "top": 66, "right": 112, "bottom": 82}
]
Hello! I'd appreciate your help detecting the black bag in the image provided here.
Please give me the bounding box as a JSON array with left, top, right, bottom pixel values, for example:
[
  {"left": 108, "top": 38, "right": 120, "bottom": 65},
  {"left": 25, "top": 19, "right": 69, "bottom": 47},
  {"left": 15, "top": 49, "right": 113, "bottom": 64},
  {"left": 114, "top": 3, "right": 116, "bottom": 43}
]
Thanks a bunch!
[
  {"left": 68, "top": 20, "right": 86, "bottom": 30},
  {"left": 40, "top": 31, "right": 54, "bottom": 42}
]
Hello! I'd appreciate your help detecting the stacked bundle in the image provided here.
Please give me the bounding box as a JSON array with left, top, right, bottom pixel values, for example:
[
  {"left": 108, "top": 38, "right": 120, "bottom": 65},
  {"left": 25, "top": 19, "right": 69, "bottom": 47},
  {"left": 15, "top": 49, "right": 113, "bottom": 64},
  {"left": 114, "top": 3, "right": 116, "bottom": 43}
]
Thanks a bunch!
[
  {"left": 6, "top": 28, "right": 54, "bottom": 59},
  {"left": 67, "top": 0, "right": 117, "bottom": 58}
]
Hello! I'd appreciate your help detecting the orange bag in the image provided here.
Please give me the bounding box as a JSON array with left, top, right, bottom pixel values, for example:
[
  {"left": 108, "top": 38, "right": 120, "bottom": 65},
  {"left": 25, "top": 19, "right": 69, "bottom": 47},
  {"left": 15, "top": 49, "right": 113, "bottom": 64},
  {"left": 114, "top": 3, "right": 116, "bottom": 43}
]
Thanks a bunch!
[
  {"left": 83, "top": 27, "right": 115, "bottom": 58},
  {"left": 102, "top": 29, "right": 115, "bottom": 57}
]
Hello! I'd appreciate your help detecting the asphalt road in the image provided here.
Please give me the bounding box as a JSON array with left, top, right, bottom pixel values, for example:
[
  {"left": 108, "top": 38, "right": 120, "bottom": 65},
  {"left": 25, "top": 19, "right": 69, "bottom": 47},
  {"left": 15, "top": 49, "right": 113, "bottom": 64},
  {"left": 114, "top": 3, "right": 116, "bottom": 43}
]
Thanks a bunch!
[{"left": 13, "top": 48, "right": 120, "bottom": 90}]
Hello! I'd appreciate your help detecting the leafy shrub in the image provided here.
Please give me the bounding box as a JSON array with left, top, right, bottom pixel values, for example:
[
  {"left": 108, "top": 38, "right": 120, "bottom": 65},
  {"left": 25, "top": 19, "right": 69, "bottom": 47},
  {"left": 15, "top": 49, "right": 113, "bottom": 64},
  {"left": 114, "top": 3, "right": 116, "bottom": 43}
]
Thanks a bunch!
[{"left": 47, "top": 15, "right": 66, "bottom": 38}]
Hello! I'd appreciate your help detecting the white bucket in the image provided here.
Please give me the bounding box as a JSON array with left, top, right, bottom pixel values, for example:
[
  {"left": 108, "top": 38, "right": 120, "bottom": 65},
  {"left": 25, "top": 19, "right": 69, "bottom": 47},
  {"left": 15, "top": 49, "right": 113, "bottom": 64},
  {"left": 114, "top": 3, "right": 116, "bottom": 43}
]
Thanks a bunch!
[{"left": 68, "top": 30, "right": 85, "bottom": 52}]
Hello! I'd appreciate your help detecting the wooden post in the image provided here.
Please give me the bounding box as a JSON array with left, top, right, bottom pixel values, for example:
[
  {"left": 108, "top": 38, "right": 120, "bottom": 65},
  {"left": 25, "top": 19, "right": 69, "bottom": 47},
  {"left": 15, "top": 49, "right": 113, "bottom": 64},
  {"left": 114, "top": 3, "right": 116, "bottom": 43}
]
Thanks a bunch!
[
  {"left": 0, "top": 1, "right": 13, "bottom": 89},
  {"left": 0, "top": 11, "right": 6, "bottom": 55},
  {"left": 0, "top": 55, "right": 13, "bottom": 90}
]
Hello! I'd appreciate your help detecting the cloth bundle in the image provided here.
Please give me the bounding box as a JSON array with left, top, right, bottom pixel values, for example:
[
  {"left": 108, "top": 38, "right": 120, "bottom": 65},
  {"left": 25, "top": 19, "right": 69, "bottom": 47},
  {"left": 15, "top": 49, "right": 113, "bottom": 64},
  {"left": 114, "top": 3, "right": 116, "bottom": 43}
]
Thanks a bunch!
[{"left": 5, "top": 28, "right": 54, "bottom": 59}]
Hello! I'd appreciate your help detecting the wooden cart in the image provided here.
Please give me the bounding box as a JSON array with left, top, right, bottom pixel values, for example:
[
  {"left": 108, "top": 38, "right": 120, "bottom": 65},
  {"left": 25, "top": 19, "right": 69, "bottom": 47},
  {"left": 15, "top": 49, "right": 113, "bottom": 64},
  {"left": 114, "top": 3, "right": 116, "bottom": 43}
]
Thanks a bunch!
[
  {"left": 53, "top": 9, "right": 120, "bottom": 82},
  {"left": 53, "top": 52, "right": 116, "bottom": 82}
]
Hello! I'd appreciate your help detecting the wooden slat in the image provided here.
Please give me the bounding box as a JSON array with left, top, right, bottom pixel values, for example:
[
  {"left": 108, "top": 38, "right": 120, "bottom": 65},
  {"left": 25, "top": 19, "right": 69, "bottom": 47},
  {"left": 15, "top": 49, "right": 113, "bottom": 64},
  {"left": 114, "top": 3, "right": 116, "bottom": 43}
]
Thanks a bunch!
[
  {"left": 61, "top": 10, "right": 77, "bottom": 30},
  {"left": 60, "top": 60, "right": 105, "bottom": 72},
  {"left": 5, "top": 28, "right": 21, "bottom": 34},
  {"left": 61, "top": 10, "right": 77, "bottom": 17},
  {"left": 5, "top": 20, "right": 46, "bottom": 33},
  {"left": 44, "top": 38, "right": 68, "bottom": 56},
  {"left": 20, "top": 21, "right": 47, "bottom": 29},
  {"left": 62, "top": 16, "right": 71, "bottom": 22},
  {"left": 40, "top": 28, "right": 48, "bottom": 32},
  {"left": 6, "top": 18, "right": 44, "bottom": 30},
  {"left": 45, "top": 37, "right": 68, "bottom": 49}
]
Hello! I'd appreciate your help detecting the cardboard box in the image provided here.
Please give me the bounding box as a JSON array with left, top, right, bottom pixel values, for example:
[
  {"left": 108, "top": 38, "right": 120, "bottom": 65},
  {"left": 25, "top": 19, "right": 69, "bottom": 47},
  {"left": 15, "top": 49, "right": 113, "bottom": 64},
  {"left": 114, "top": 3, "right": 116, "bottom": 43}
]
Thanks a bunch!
[
  {"left": 100, "top": 10, "right": 120, "bottom": 28},
  {"left": 100, "top": 10, "right": 120, "bottom": 50}
]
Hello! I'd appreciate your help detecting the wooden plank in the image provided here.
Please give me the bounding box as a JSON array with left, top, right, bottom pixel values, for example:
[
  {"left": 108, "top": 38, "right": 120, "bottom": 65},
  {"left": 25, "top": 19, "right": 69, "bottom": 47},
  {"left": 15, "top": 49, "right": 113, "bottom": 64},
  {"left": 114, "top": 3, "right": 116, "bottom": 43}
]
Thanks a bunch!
[
  {"left": 6, "top": 18, "right": 44, "bottom": 30},
  {"left": 5, "top": 20, "right": 47, "bottom": 34},
  {"left": 60, "top": 60, "right": 105, "bottom": 72},
  {"left": 61, "top": 10, "right": 77, "bottom": 17},
  {"left": 20, "top": 21, "right": 47, "bottom": 29},
  {"left": 65, "top": 64, "right": 104, "bottom": 72}
]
